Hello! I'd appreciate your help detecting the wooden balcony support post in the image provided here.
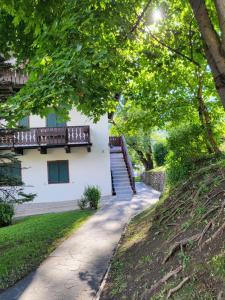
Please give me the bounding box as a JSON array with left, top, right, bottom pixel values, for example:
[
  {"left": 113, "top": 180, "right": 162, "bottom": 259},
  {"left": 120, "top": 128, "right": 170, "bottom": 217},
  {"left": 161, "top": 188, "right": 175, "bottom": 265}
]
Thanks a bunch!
[
  {"left": 38, "top": 147, "right": 47, "bottom": 154},
  {"left": 64, "top": 145, "right": 71, "bottom": 153},
  {"left": 11, "top": 147, "right": 23, "bottom": 155}
]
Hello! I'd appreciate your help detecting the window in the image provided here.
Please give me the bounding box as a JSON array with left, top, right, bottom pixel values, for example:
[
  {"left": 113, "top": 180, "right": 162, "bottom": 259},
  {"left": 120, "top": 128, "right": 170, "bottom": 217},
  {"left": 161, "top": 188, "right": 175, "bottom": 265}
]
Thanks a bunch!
[
  {"left": 46, "top": 113, "right": 66, "bottom": 127},
  {"left": 47, "top": 161, "right": 69, "bottom": 184},
  {"left": 0, "top": 162, "right": 22, "bottom": 185},
  {"left": 18, "top": 116, "right": 29, "bottom": 128}
]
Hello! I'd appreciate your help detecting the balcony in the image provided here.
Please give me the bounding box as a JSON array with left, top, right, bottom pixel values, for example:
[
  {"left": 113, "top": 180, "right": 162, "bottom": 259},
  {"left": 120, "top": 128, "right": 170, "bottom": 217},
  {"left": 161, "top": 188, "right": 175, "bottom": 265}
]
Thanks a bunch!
[
  {"left": 0, "top": 66, "right": 28, "bottom": 100},
  {"left": 0, "top": 66, "right": 27, "bottom": 86},
  {"left": 0, "top": 126, "right": 91, "bottom": 154}
]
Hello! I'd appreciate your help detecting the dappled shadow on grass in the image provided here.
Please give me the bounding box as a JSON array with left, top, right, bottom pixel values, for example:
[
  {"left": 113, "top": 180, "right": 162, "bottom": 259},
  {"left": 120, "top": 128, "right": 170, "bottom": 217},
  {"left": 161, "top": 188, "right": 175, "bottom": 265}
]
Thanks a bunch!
[
  {"left": 0, "top": 183, "right": 160, "bottom": 300},
  {"left": 0, "top": 210, "right": 92, "bottom": 294}
]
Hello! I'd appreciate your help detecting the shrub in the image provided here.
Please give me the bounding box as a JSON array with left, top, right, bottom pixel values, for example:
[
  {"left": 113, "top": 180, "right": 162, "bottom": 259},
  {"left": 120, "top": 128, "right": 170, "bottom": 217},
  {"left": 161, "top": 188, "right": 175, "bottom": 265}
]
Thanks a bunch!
[
  {"left": 0, "top": 203, "right": 14, "bottom": 227},
  {"left": 166, "top": 123, "right": 210, "bottom": 185},
  {"left": 78, "top": 197, "right": 88, "bottom": 210},
  {"left": 153, "top": 142, "right": 168, "bottom": 166},
  {"left": 0, "top": 153, "right": 36, "bottom": 227},
  {"left": 80, "top": 185, "right": 101, "bottom": 210}
]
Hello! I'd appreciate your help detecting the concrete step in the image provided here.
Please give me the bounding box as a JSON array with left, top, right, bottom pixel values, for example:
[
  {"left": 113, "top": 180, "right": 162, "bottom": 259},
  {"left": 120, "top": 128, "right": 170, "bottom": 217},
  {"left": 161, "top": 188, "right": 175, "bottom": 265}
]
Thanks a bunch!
[
  {"left": 115, "top": 185, "right": 132, "bottom": 190},
  {"left": 113, "top": 176, "right": 129, "bottom": 180},
  {"left": 113, "top": 177, "right": 130, "bottom": 181},
  {"left": 113, "top": 174, "right": 129, "bottom": 179},
  {"left": 113, "top": 178, "right": 130, "bottom": 182},
  {"left": 111, "top": 167, "right": 127, "bottom": 171},
  {"left": 115, "top": 186, "right": 132, "bottom": 190},
  {"left": 114, "top": 180, "right": 131, "bottom": 184},
  {"left": 115, "top": 191, "right": 133, "bottom": 196},
  {"left": 114, "top": 181, "right": 130, "bottom": 185},
  {"left": 113, "top": 179, "right": 130, "bottom": 183},
  {"left": 113, "top": 175, "right": 129, "bottom": 178},
  {"left": 115, "top": 188, "right": 132, "bottom": 193},
  {"left": 111, "top": 163, "right": 126, "bottom": 167},
  {"left": 112, "top": 171, "right": 129, "bottom": 175}
]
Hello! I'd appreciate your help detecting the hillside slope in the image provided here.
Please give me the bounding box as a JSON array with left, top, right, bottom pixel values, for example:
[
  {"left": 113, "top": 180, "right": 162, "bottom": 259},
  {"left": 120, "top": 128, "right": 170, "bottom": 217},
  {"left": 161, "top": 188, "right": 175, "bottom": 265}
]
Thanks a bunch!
[{"left": 101, "top": 160, "right": 225, "bottom": 300}]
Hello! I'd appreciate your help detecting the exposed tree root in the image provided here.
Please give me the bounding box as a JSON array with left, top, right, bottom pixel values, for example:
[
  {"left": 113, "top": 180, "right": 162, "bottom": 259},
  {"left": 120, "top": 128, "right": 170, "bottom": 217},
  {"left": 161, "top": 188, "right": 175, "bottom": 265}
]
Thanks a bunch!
[
  {"left": 157, "top": 189, "right": 195, "bottom": 224},
  {"left": 167, "top": 223, "right": 177, "bottom": 227},
  {"left": 141, "top": 266, "right": 183, "bottom": 299},
  {"left": 166, "top": 277, "right": 190, "bottom": 299},
  {"left": 218, "top": 200, "right": 225, "bottom": 223},
  {"left": 192, "top": 186, "right": 202, "bottom": 203},
  {"left": 163, "top": 234, "right": 200, "bottom": 264},
  {"left": 201, "top": 221, "right": 225, "bottom": 248},
  {"left": 200, "top": 206, "right": 220, "bottom": 222},
  {"left": 167, "top": 230, "right": 184, "bottom": 244},
  {"left": 161, "top": 199, "right": 194, "bottom": 226},
  {"left": 159, "top": 201, "right": 186, "bottom": 225},
  {"left": 217, "top": 291, "right": 224, "bottom": 300},
  {"left": 208, "top": 190, "right": 225, "bottom": 201},
  {"left": 204, "top": 191, "right": 225, "bottom": 207},
  {"left": 198, "top": 220, "right": 214, "bottom": 249}
]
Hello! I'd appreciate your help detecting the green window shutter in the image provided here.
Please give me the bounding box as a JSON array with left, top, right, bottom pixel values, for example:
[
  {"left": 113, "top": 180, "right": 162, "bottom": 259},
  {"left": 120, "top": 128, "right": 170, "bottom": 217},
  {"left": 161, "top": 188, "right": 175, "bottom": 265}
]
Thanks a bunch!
[
  {"left": 48, "top": 162, "right": 59, "bottom": 183},
  {"left": 0, "top": 164, "right": 7, "bottom": 176},
  {"left": 0, "top": 162, "right": 22, "bottom": 185},
  {"left": 48, "top": 161, "right": 69, "bottom": 184},
  {"left": 56, "top": 116, "right": 66, "bottom": 128},
  {"left": 58, "top": 161, "right": 69, "bottom": 183},
  {"left": 18, "top": 116, "right": 29, "bottom": 127},
  {"left": 47, "top": 114, "right": 66, "bottom": 127},
  {"left": 47, "top": 113, "right": 57, "bottom": 127},
  {"left": 10, "top": 162, "right": 21, "bottom": 179}
]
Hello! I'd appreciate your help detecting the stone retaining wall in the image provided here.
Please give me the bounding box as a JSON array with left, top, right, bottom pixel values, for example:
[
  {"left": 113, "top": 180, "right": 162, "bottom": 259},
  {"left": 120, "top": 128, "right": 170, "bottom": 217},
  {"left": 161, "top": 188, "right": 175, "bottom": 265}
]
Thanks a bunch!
[{"left": 141, "top": 170, "right": 165, "bottom": 192}]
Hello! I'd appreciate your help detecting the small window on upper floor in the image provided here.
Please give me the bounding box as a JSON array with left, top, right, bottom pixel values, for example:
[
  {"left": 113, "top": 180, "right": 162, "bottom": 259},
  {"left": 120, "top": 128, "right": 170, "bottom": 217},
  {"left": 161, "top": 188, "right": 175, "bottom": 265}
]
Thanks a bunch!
[
  {"left": 47, "top": 160, "right": 69, "bottom": 184},
  {"left": 46, "top": 113, "right": 67, "bottom": 127},
  {"left": 0, "top": 161, "right": 22, "bottom": 186},
  {"left": 18, "top": 116, "right": 29, "bottom": 128}
]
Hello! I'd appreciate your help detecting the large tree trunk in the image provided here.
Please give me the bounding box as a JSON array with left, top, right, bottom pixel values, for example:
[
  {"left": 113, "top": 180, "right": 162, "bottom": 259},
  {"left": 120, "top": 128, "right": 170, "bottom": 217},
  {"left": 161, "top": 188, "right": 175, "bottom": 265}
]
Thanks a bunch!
[
  {"left": 135, "top": 148, "right": 154, "bottom": 171},
  {"left": 197, "top": 74, "right": 221, "bottom": 155},
  {"left": 189, "top": 0, "right": 225, "bottom": 110}
]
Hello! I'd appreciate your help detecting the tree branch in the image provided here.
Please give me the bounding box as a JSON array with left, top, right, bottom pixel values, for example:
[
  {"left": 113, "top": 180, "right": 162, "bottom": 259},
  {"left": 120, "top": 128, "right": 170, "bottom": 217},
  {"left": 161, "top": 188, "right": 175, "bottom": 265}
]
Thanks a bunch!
[
  {"left": 189, "top": 0, "right": 225, "bottom": 73},
  {"left": 148, "top": 31, "right": 201, "bottom": 66},
  {"left": 214, "top": 0, "right": 225, "bottom": 55},
  {"left": 130, "top": 0, "right": 153, "bottom": 33}
]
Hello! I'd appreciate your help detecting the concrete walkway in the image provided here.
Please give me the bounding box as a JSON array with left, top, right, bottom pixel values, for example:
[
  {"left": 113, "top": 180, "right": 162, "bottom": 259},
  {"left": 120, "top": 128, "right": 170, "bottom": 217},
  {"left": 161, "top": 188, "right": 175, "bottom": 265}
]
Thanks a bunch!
[{"left": 0, "top": 183, "right": 160, "bottom": 300}]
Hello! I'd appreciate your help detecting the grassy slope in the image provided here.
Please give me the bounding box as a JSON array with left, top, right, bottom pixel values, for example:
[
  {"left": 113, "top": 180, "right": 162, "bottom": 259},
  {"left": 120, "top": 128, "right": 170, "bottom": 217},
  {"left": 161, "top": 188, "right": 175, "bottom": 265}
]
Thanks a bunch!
[
  {"left": 101, "top": 160, "right": 225, "bottom": 300},
  {"left": 0, "top": 210, "right": 93, "bottom": 291}
]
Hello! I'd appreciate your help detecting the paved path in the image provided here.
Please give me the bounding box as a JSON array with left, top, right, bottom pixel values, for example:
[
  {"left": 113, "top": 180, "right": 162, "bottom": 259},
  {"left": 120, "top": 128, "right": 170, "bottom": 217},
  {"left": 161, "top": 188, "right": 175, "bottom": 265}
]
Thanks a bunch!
[{"left": 0, "top": 183, "right": 160, "bottom": 300}]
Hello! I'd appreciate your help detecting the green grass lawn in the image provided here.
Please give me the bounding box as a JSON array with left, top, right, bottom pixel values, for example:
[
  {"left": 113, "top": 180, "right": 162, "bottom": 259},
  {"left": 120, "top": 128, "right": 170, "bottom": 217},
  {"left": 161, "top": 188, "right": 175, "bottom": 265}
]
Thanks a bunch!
[{"left": 0, "top": 210, "right": 93, "bottom": 291}]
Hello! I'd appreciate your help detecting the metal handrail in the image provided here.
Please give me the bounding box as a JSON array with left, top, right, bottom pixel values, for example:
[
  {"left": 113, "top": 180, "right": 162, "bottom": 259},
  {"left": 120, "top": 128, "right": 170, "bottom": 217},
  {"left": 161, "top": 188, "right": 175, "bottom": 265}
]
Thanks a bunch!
[{"left": 121, "top": 136, "right": 136, "bottom": 194}]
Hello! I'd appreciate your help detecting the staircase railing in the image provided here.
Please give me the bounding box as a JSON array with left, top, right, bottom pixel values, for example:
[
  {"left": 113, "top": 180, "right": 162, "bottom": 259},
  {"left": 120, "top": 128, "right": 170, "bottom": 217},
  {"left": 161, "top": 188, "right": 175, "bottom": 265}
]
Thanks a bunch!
[
  {"left": 121, "top": 136, "right": 136, "bottom": 194},
  {"left": 111, "top": 170, "right": 116, "bottom": 195}
]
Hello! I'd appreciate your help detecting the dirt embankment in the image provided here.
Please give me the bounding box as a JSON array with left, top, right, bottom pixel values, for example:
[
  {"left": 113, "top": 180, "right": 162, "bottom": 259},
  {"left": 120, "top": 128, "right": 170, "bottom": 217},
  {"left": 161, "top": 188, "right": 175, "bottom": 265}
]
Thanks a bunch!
[{"left": 101, "top": 161, "right": 225, "bottom": 300}]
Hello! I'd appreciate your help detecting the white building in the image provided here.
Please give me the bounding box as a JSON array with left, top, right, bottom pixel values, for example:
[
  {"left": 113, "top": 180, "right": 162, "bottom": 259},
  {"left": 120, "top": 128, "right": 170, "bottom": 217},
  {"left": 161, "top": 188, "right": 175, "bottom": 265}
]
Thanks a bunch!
[
  {"left": 0, "top": 61, "right": 135, "bottom": 216},
  {"left": 0, "top": 110, "right": 112, "bottom": 205}
]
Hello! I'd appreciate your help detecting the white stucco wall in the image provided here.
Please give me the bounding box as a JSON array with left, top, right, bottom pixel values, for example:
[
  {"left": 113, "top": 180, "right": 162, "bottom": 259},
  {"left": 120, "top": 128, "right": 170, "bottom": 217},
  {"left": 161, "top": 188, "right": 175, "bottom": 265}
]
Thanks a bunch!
[{"left": 13, "top": 110, "right": 112, "bottom": 203}]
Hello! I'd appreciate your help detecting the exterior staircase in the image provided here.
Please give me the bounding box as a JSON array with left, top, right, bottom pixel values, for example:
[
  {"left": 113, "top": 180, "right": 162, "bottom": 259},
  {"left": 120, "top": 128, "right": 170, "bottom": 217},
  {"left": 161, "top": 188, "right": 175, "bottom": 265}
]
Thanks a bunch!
[{"left": 110, "top": 136, "right": 136, "bottom": 197}]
